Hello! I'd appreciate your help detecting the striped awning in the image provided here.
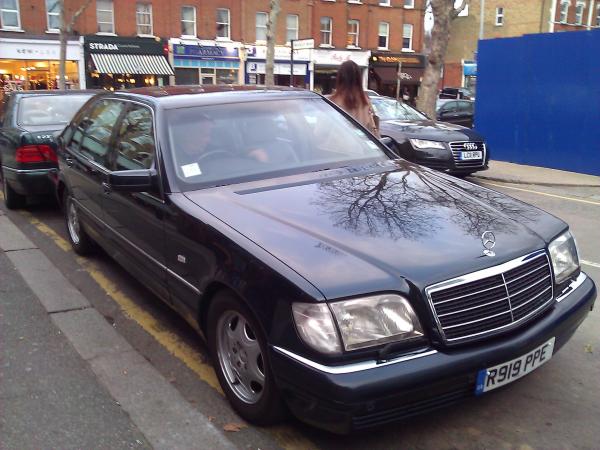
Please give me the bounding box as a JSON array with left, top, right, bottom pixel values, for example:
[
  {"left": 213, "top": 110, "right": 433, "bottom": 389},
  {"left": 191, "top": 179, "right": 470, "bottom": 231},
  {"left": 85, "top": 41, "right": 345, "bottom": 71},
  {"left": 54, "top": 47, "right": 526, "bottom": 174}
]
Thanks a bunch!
[{"left": 91, "top": 53, "right": 174, "bottom": 75}]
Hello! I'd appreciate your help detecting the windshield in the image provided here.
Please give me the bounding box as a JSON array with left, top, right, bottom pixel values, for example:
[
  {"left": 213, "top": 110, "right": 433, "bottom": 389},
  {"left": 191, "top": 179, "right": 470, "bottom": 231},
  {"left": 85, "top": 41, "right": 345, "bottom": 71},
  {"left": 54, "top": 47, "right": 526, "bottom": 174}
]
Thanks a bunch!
[
  {"left": 18, "top": 95, "right": 92, "bottom": 127},
  {"left": 166, "top": 98, "right": 390, "bottom": 189},
  {"left": 371, "top": 97, "right": 427, "bottom": 121}
]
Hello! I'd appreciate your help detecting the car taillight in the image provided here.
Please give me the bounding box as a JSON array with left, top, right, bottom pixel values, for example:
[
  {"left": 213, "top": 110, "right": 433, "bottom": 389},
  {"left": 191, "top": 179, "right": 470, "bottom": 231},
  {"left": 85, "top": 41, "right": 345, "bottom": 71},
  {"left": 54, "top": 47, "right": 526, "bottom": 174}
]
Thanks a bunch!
[{"left": 15, "top": 145, "right": 57, "bottom": 163}]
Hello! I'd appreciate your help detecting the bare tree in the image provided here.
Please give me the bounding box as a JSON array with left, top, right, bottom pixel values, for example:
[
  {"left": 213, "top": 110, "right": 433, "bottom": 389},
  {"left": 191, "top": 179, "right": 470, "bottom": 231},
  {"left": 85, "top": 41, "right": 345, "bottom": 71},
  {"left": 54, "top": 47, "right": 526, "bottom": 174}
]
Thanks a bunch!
[
  {"left": 56, "top": 0, "right": 93, "bottom": 90},
  {"left": 265, "top": 0, "right": 281, "bottom": 88},
  {"left": 417, "top": 0, "right": 468, "bottom": 118}
]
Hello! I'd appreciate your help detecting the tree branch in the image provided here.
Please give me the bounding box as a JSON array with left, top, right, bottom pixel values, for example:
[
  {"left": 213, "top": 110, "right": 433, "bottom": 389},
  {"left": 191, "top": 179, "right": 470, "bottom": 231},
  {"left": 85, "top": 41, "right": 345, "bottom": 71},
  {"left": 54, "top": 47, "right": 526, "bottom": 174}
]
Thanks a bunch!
[
  {"left": 451, "top": 0, "right": 469, "bottom": 19},
  {"left": 68, "top": 0, "right": 94, "bottom": 31}
]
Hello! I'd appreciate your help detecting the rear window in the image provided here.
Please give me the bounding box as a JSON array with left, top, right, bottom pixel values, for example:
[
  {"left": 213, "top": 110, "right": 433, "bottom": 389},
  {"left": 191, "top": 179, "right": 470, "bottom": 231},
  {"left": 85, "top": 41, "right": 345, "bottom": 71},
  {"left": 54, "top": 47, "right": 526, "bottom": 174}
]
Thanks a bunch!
[{"left": 18, "top": 95, "right": 92, "bottom": 126}]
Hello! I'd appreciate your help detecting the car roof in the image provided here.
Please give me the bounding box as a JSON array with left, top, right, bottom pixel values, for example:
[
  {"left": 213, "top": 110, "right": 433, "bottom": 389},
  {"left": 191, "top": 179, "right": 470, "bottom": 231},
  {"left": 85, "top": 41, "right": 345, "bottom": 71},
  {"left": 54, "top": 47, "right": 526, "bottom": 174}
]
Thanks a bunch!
[{"left": 103, "top": 85, "right": 320, "bottom": 109}]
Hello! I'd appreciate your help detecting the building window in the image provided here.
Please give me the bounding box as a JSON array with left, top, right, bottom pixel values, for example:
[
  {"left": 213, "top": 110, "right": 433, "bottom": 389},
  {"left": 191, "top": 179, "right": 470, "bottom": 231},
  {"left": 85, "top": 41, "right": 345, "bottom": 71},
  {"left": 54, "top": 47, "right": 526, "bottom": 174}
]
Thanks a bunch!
[
  {"left": 495, "top": 7, "right": 504, "bottom": 26},
  {"left": 379, "top": 0, "right": 391, "bottom": 6},
  {"left": 46, "top": 0, "right": 60, "bottom": 31},
  {"left": 286, "top": 14, "right": 299, "bottom": 43},
  {"left": 404, "top": 0, "right": 415, "bottom": 7},
  {"left": 575, "top": 1, "right": 585, "bottom": 25},
  {"left": 96, "top": 0, "right": 114, "bottom": 33},
  {"left": 320, "top": 16, "right": 332, "bottom": 46},
  {"left": 0, "top": 0, "right": 20, "bottom": 29},
  {"left": 378, "top": 22, "right": 389, "bottom": 49},
  {"left": 216, "top": 8, "right": 230, "bottom": 39},
  {"left": 256, "top": 12, "right": 267, "bottom": 42},
  {"left": 596, "top": 5, "right": 600, "bottom": 26},
  {"left": 559, "top": 1, "right": 569, "bottom": 23},
  {"left": 347, "top": 19, "right": 359, "bottom": 47},
  {"left": 136, "top": 3, "right": 152, "bottom": 36},
  {"left": 402, "top": 23, "right": 413, "bottom": 50},
  {"left": 181, "top": 6, "right": 196, "bottom": 37}
]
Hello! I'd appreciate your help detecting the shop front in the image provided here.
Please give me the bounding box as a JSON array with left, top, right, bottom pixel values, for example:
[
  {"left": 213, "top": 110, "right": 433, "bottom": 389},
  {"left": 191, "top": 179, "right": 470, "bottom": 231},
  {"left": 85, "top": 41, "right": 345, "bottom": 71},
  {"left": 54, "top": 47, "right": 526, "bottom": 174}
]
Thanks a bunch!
[
  {"left": 369, "top": 53, "right": 426, "bottom": 104},
  {"left": 84, "top": 36, "right": 173, "bottom": 90},
  {"left": 170, "top": 39, "right": 242, "bottom": 85},
  {"left": 0, "top": 37, "right": 83, "bottom": 92},
  {"left": 245, "top": 46, "right": 310, "bottom": 88},
  {"left": 312, "top": 49, "right": 370, "bottom": 95},
  {"left": 463, "top": 60, "right": 477, "bottom": 93}
]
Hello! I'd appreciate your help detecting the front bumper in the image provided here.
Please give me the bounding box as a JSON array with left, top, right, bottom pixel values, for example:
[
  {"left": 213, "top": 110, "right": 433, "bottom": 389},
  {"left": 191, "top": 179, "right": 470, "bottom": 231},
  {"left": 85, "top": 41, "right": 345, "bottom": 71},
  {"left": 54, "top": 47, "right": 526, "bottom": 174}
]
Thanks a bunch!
[
  {"left": 271, "top": 273, "right": 596, "bottom": 434},
  {"left": 412, "top": 144, "right": 488, "bottom": 174},
  {"left": 2, "top": 165, "right": 55, "bottom": 196}
]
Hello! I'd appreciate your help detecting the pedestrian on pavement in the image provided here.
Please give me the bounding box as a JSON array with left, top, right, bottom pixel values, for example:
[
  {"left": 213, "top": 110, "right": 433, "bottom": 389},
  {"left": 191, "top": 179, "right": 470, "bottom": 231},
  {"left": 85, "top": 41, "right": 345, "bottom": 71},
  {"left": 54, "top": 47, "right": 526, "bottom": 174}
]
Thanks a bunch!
[{"left": 329, "top": 60, "right": 380, "bottom": 137}]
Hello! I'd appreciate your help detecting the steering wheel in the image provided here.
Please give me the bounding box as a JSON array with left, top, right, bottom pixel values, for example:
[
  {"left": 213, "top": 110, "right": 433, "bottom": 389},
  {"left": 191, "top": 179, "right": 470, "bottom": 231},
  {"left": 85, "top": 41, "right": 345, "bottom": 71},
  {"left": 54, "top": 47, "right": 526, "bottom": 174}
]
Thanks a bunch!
[{"left": 196, "top": 149, "right": 231, "bottom": 162}]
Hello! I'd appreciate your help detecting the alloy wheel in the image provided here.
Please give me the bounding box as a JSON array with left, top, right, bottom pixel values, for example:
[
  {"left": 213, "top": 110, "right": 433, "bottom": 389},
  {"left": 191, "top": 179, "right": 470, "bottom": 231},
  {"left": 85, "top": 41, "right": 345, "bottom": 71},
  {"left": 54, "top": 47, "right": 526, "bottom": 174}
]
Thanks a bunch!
[{"left": 67, "top": 199, "right": 81, "bottom": 245}]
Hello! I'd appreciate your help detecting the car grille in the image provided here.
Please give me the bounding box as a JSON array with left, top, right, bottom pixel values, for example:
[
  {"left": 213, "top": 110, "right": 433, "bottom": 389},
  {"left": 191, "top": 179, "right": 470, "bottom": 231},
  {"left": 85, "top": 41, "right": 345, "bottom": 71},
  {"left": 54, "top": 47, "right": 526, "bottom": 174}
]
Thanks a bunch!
[
  {"left": 449, "top": 141, "right": 486, "bottom": 169},
  {"left": 426, "top": 251, "right": 554, "bottom": 343}
]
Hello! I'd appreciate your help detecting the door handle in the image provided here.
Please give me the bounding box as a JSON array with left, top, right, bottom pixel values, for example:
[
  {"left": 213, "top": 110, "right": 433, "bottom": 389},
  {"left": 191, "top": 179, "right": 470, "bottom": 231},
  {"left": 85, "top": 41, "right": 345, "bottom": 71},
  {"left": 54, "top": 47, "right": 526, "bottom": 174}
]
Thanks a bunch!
[
  {"left": 65, "top": 157, "right": 74, "bottom": 167},
  {"left": 102, "top": 182, "right": 112, "bottom": 194}
]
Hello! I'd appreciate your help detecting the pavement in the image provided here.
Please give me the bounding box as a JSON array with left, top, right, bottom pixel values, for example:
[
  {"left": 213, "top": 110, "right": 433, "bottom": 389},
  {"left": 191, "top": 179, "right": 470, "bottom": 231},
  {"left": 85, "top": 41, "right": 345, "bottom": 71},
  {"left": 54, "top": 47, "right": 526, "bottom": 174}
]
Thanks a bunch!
[
  {"left": 0, "top": 209, "right": 236, "bottom": 450},
  {"left": 473, "top": 160, "right": 600, "bottom": 187}
]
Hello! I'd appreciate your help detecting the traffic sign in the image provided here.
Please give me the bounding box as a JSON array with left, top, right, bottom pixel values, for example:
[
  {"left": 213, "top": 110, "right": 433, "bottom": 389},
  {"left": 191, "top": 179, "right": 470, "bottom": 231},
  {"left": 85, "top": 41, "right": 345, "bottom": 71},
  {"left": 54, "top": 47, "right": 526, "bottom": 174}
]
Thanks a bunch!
[{"left": 292, "top": 38, "right": 315, "bottom": 50}]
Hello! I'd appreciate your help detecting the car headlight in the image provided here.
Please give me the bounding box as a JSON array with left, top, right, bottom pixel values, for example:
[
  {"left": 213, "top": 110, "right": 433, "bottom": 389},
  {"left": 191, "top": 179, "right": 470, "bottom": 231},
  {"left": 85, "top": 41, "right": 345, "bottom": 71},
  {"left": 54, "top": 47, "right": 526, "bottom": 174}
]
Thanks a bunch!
[
  {"left": 409, "top": 139, "right": 446, "bottom": 150},
  {"left": 292, "top": 303, "right": 342, "bottom": 355},
  {"left": 329, "top": 294, "right": 424, "bottom": 351},
  {"left": 548, "top": 230, "right": 579, "bottom": 284}
]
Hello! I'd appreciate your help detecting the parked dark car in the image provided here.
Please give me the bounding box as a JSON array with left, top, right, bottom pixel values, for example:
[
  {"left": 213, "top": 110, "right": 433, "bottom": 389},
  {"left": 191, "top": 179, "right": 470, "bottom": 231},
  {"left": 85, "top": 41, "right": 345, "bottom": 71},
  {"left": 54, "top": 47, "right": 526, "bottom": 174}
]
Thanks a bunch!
[
  {"left": 372, "top": 96, "right": 488, "bottom": 175},
  {"left": 0, "top": 90, "right": 96, "bottom": 208},
  {"left": 57, "top": 86, "right": 595, "bottom": 434},
  {"left": 439, "top": 87, "right": 475, "bottom": 100},
  {"left": 436, "top": 99, "right": 475, "bottom": 128}
]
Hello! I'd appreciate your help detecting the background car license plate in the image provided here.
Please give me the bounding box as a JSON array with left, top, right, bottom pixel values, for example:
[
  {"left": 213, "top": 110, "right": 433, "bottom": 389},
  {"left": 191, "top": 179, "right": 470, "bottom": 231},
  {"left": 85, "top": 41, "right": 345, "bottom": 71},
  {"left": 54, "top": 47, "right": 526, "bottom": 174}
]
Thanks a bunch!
[
  {"left": 460, "top": 151, "right": 482, "bottom": 160},
  {"left": 475, "top": 337, "right": 555, "bottom": 395}
]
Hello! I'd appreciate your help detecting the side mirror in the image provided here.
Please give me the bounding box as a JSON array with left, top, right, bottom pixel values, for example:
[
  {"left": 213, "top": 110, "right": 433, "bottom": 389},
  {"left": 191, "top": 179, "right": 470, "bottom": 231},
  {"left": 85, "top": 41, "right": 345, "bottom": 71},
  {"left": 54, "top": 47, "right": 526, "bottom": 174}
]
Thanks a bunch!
[{"left": 105, "top": 169, "right": 156, "bottom": 193}]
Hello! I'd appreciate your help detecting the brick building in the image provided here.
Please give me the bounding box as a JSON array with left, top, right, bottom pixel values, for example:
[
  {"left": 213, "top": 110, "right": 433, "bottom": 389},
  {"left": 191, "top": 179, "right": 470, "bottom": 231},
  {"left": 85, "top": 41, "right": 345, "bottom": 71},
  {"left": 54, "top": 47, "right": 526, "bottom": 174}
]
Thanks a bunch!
[
  {"left": 0, "top": 0, "right": 426, "bottom": 93},
  {"left": 444, "top": 0, "right": 599, "bottom": 91}
]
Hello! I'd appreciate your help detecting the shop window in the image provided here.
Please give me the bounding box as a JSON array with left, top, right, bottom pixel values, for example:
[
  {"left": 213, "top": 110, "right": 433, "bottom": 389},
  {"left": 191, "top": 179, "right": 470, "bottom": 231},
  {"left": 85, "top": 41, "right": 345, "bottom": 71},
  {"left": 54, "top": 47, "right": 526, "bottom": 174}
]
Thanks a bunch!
[
  {"left": 46, "top": 0, "right": 60, "bottom": 32},
  {"left": 495, "top": 7, "right": 504, "bottom": 26},
  {"left": 115, "top": 105, "right": 155, "bottom": 171},
  {"left": 181, "top": 6, "right": 196, "bottom": 37},
  {"left": 404, "top": 0, "right": 414, "bottom": 7},
  {"left": 136, "top": 3, "right": 153, "bottom": 36},
  {"left": 216, "top": 8, "right": 230, "bottom": 40},
  {"left": 96, "top": 0, "right": 114, "bottom": 34},
  {"left": 286, "top": 14, "right": 299, "bottom": 43},
  {"left": 256, "top": 12, "right": 267, "bottom": 42},
  {"left": 1, "top": 0, "right": 21, "bottom": 30},
  {"left": 559, "top": 1, "right": 569, "bottom": 23},
  {"left": 378, "top": 22, "right": 389, "bottom": 50},
  {"left": 347, "top": 19, "right": 359, "bottom": 48},
  {"left": 596, "top": 5, "right": 600, "bottom": 26},
  {"left": 575, "top": 1, "right": 585, "bottom": 25},
  {"left": 320, "top": 17, "right": 332, "bottom": 46},
  {"left": 402, "top": 24, "right": 413, "bottom": 51},
  {"left": 174, "top": 68, "right": 199, "bottom": 85}
]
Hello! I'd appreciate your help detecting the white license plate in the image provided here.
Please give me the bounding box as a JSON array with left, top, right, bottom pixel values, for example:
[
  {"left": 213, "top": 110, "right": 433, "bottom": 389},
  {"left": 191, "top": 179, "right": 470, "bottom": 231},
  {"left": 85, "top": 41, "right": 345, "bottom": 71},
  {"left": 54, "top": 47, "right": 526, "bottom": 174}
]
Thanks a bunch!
[
  {"left": 475, "top": 337, "right": 555, "bottom": 395},
  {"left": 460, "top": 151, "right": 482, "bottom": 160}
]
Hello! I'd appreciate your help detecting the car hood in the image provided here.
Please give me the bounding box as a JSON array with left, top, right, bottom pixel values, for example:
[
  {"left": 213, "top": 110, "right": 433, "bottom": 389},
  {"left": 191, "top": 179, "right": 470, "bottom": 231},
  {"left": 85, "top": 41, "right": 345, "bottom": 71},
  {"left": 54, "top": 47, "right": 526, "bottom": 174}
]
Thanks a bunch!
[
  {"left": 380, "top": 119, "right": 482, "bottom": 142},
  {"left": 184, "top": 160, "right": 565, "bottom": 300}
]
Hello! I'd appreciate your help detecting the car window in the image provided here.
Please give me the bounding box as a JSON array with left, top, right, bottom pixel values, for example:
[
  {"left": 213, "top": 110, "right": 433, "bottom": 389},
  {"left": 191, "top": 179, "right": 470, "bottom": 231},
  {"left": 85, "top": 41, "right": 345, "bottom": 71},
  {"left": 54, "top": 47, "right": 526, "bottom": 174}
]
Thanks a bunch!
[
  {"left": 166, "top": 98, "right": 389, "bottom": 190},
  {"left": 114, "top": 104, "right": 155, "bottom": 170},
  {"left": 440, "top": 102, "right": 457, "bottom": 113},
  {"left": 371, "top": 98, "right": 427, "bottom": 121},
  {"left": 17, "top": 95, "right": 92, "bottom": 126},
  {"left": 78, "top": 99, "right": 126, "bottom": 166},
  {"left": 457, "top": 101, "right": 472, "bottom": 113}
]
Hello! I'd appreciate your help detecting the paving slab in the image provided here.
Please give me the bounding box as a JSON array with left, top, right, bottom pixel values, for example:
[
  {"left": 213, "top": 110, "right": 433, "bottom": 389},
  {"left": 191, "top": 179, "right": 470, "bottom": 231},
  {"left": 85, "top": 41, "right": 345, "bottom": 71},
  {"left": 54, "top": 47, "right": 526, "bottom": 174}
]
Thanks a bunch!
[
  {"left": 0, "top": 215, "right": 37, "bottom": 251},
  {"left": 473, "top": 160, "right": 600, "bottom": 187},
  {"left": 6, "top": 248, "right": 90, "bottom": 312}
]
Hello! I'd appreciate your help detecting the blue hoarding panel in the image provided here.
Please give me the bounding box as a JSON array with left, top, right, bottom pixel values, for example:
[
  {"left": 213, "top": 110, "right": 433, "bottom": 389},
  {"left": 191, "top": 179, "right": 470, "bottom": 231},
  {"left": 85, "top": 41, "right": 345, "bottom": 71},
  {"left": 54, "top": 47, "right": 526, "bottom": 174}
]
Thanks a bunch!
[{"left": 475, "top": 30, "right": 600, "bottom": 175}]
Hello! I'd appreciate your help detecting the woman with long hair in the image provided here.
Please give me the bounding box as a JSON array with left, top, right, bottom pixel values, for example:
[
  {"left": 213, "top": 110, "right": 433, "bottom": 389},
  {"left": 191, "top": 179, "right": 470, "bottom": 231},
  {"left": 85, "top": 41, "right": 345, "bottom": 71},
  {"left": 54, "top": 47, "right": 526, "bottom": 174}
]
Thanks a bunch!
[{"left": 329, "top": 60, "right": 379, "bottom": 137}]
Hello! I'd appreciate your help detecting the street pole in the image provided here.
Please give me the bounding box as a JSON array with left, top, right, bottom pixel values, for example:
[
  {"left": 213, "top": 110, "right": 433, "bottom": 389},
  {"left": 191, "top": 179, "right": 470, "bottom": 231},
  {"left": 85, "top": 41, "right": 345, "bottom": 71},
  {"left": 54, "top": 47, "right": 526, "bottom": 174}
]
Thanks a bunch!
[
  {"left": 290, "top": 39, "right": 294, "bottom": 87},
  {"left": 395, "top": 61, "right": 402, "bottom": 102},
  {"left": 479, "top": 0, "right": 485, "bottom": 40}
]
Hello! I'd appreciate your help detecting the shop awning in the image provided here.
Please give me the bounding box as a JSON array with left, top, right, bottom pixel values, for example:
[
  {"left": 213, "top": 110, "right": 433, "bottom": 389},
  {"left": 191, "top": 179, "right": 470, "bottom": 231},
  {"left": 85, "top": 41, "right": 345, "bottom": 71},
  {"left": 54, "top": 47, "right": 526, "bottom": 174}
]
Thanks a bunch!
[{"left": 91, "top": 53, "right": 174, "bottom": 75}]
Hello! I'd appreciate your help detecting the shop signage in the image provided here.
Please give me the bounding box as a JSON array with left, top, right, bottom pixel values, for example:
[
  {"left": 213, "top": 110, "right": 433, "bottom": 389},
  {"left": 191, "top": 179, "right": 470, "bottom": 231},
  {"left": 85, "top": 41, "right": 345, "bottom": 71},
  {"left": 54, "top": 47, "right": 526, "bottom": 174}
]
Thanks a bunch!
[
  {"left": 312, "top": 49, "right": 370, "bottom": 67},
  {"left": 370, "top": 53, "right": 426, "bottom": 68},
  {"left": 84, "top": 36, "right": 163, "bottom": 55},
  {"left": 246, "top": 62, "right": 307, "bottom": 76},
  {"left": 245, "top": 45, "right": 310, "bottom": 61},
  {"left": 173, "top": 44, "right": 239, "bottom": 59},
  {"left": 0, "top": 38, "right": 80, "bottom": 61}
]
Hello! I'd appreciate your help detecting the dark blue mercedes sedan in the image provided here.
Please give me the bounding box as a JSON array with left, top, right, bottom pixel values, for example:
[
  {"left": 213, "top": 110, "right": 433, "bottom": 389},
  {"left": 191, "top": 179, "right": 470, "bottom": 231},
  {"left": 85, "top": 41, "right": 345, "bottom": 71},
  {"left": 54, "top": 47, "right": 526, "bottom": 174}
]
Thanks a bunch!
[{"left": 56, "top": 86, "right": 595, "bottom": 433}]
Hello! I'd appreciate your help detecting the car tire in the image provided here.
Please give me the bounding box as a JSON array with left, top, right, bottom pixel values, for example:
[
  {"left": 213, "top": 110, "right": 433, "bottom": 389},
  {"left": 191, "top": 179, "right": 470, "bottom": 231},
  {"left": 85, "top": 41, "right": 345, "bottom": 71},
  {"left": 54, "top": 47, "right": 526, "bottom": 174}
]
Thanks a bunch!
[
  {"left": 207, "top": 290, "right": 286, "bottom": 425},
  {"left": 63, "top": 189, "right": 95, "bottom": 255},
  {"left": 2, "top": 169, "right": 26, "bottom": 209}
]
